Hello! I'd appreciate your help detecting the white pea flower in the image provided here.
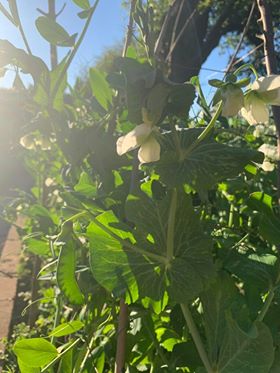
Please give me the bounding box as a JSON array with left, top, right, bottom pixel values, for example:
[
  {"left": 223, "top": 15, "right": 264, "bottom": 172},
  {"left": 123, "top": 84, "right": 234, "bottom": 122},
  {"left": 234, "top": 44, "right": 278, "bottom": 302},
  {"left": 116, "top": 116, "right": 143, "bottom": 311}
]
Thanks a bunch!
[
  {"left": 221, "top": 85, "right": 244, "bottom": 117},
  {"left": 258, "top": 143, "right": 278, "bottom": 172},
  {"left": 240, "top": 75, "right": 280, "bottom": 125},
  {"left": 116, "top": 112, "right": 160, "bottom": 164}
]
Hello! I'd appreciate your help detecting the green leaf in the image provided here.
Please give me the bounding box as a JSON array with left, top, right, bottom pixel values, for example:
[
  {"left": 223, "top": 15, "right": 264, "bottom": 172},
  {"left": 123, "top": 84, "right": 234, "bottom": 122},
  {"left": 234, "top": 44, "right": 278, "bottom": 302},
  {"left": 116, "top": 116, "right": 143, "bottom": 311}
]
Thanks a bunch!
[
  {"left": 0, "top": 39, "right": 48, "bottom": 82},
  {"left": 87, "top": 211, "right": 140, "bottom": 302},
  {"left": 57, "top": 236, "right": 85, "bottom": 305},
  {"left": 88, "top": 190, "right": 214, "bottom": 303},
  {"left": 74, "top": 171, "right": 97, "bottom": 197},
  {"left": 248, "top": 192, "right": 273, "bottom": 215},
  {"left": 49, "top": 321, "right": 84, "bottom": 337},
  {"left": 201, "top": 275, "right": 274, "bottom": 372},
  {"left": 8, "top": 0, "right": 19, "bottom": 26},
  {"left": 72, "top": 0, "right": 90, "bottom": 9},
  {"left": 18, "top": 359, "right": 40, "bottom": 373},
  {"left": 166, "top": 82, "right": 195, "bottom": 117},
  {"left": 35, "top": 16, "right": 77, "bottom": 47},
  {"left": 236, "top": 77, "right": 251, "bottom": 88},
  {"left": 34, "top": 57, "right": 67, "bottom": 111},
  {"left": 89, "top": 68, "right": 113, "bottom": 110},
  {"left": 209, "top": 79, "right": 224, "bottom": 88},
  {"left": 13, "top": 338, "right": 58, "bottom": 368},
  {"left": 127, "top": 191, "right": 215, "bottom": 302},
  {"left": 23, "top": 238, "right": 49, "bottom": 256},
  {"left": 225, "top": 251, "right": 278, "bottom": 291},
  {"left": 116, "top": 57, "right": 156, "bottom": 123},
  {"left": 155, "top": 128, "right": 263, "bottom": 195},
  {"left": 248, "top": 192, "right": 280, "bottom": 245}
]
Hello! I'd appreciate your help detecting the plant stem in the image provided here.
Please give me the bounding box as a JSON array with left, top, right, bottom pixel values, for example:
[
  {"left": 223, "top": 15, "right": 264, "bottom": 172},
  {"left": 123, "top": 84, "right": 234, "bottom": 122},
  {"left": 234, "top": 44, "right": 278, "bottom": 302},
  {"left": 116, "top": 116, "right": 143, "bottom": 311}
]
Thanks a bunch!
[
  {"left": 48, "top": 0, "right": 58, "bottom": 69},
  {"left": 50, "top": 0, "right": 100, "bottom": 104},
  {"left": 166, "top": 188, "right": 177, "bottom": 262},
  {"left": 50, "top": 295, "right": 62, "bottom": 344},
  {"left": 184, "top": 101, "right": 223, "bottom": 159},
  {"left": 41, "top": 338, "right": 81, "bottom": 372},
  {"left": 122, "top": 0, "right": 137, "bottom": 57},
  {"left": 12, "top": 0, "right": 32, "bottom": 54},
  {"left": 115, "top": 298, "right": 129, "bottom": 373},
  {"left": 256, "top": 289, "right": 275, "bottom": 322},
  {"left": 225, "top": 1, "right": 255, "bottom": 74},
  {"left": 181, "top": 303, "right": 213, "bottom": 373}
]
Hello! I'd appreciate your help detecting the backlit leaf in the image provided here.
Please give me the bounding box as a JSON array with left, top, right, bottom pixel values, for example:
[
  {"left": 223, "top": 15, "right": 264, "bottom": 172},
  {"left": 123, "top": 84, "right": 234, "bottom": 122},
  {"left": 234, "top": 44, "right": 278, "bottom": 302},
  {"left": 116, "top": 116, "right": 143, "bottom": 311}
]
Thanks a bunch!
[{"left": 13, "top": 338, "right": 58, "bottom": 368}]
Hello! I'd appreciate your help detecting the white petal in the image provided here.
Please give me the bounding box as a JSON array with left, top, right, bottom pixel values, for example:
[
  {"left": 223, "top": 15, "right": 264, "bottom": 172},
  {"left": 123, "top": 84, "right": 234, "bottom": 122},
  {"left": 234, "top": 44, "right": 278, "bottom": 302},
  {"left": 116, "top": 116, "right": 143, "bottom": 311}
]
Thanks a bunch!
[
  {"left": 261, "top": 160, "right": 275, "bottom": 172},
  {"left": 252, "top": 75, "right": 280, "bottom": 92},
  {"left": 258, "top": 143, "right": 278, "bottom": 160},
  {"left": 116, "top": 123, "right": 152, "bottom": 156},
  {"left": 138, "top": 136, "right": 160, "bottom": 163},
  {"left": 222, "top": 86, "right": 244, "bottom": 117},
  {"left": 240, "top": 94, "right": 269, "bottom": 125}
]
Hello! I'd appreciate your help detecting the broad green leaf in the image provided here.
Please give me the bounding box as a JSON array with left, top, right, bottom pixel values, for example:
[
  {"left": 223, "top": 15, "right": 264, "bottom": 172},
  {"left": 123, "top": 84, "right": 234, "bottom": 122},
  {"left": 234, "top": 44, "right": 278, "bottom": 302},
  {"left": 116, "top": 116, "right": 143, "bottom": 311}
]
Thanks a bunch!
[
  {"left": 201, "top": 275, "right": 274, "bottom": 372},
  {"left": 49, "top": 321, "right": 84, "bottom": 337},
  {"left": 217, "top": 318, "right": 274, "bottom": 372},
  {"left": 72, "top": 0, "right": 90, "bottom": 9},
  {"left": 23, "top": 238, "right": 49, "bottom": 256},
  {"left": 57, "top": 236, "right": 84, "bottom": 305},
  {"left": 74, "top": 171, "right": 97, "bottom": 197},
  {"left": 166, "top": 82, "right": 195, "bottom": 117},
  {"left": 0, "top": 39, "right": 48, "bottom": 82},
  {"left": 87, "top": 211, "right": 140, "bottom": 302},
  {"left": 89, "top": 68, "right": 113, "bottom": 110},
  {"left": 13, "top": 338, "right": 58, "bottom": 368},
  {"left": 144, "top": 82, "right": 195, "bottom": 123},
  {"left": 35, "top": 16, "right": 77, "bottom": 47},
  {"left": 248, "top": 192, "right": 273, "bottom": 215},
  {"left": 155, "top": 128, "right": 263, "bottom": 195},
  {"left": 248, "top": 192, "right": 280, "bottom": 245},
  {"left": 116, "top": 57, "right": 156, "bottom": 123},
  {"left": 34, "top": 57, "right": 67, "bottom": 111},
  {"left": 18, "top": 359, "right": 40, "bottom": 373},
  {"left": 225, "top": 251, "right": 278, "bottom": 291},
  {"left": 88, "top": 190, "right": 214, "bottom": 303}
]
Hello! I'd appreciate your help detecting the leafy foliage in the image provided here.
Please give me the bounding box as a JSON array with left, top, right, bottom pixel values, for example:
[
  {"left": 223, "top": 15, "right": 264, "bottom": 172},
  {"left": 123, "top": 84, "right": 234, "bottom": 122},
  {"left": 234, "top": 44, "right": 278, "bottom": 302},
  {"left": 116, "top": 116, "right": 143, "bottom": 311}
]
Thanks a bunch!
[{"left": 1, "top": 1, "right": 279, "bottom": 372}]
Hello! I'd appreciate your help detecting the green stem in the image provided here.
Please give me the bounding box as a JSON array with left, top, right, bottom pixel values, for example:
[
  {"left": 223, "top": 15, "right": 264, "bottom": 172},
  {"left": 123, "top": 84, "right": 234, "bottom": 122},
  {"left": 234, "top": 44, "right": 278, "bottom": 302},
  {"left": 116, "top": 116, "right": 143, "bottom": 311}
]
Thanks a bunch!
[
  {"left": 166, "top": 188, "right": 177, "bottom": 262},
  {"left": 233, "top": 63, "right": 259, "bottom": 79},
  {"left": 256, "top": 289, "right": 275, "bottom": 322},
  {"left": 50, "top": 295, "right": 62, "bottom": 344},
  {"left": 41, "top": 338, "right": 81, "bottom": 372},
  {"left": 256, "top": 272, "right": 280, "bottom": 322},
  {"left": 183, "top": 101, "right": 223, "bottom": 159},
  {"left": 181, "top": 304, "right": 213, "bottom": 373},
  {"left": 228, "top": 204, "right": 234, "bottom": 228},
  {"left": 50, "top": 0, "right": 99, "bottom": 104}
]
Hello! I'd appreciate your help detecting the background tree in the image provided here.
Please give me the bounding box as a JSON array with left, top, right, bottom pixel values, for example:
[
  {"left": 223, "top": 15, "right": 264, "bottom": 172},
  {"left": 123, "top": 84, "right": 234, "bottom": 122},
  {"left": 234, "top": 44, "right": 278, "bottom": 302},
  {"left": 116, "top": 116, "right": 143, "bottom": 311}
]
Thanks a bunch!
[{"left": 136, "top": 0, "right": 280, "bottom": 82}]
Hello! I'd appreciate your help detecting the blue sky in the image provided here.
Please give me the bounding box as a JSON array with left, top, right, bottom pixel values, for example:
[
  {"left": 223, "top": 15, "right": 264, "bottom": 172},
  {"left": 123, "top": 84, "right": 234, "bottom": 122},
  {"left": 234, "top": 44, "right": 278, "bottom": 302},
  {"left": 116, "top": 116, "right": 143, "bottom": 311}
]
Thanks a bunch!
[
  {"left": 0, "top": 0, "right": 228, "bottom": 92},
  {"left": 0, "top": 0, "right": 128, "bottom": 87}
]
